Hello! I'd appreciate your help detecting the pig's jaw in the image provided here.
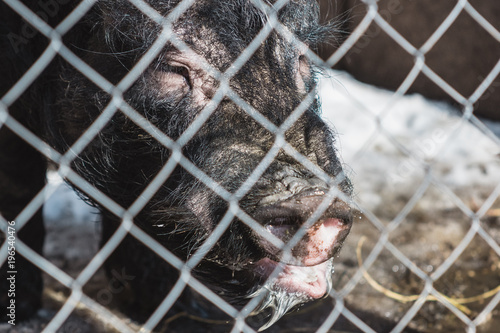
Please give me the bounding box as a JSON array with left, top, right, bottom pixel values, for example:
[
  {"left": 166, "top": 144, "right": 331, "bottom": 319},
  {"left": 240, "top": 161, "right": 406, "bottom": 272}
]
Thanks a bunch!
[{"left": 249, "top": 258, "right": 334, "bottom": 331}]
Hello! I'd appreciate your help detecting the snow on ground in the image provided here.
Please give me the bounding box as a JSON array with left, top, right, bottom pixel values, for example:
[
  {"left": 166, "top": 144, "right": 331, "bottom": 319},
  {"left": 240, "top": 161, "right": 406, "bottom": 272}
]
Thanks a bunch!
[
  {"left": 43, "top": 171, "right": 98, "bottom": 226},
  {"left": 319, "top": 70, "right": 500, "bottom": 212}
]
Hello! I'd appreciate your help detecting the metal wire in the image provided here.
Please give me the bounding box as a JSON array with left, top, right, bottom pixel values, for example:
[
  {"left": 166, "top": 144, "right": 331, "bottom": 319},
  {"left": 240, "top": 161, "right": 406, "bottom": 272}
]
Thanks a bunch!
[{"left": 1, "top": 0, "right": 499, "bottom": 332}]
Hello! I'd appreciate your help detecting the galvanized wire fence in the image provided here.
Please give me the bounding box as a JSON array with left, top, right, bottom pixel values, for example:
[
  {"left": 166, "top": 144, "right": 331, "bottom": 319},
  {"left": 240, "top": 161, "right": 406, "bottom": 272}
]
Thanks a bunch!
[{"left": 0, "top": 0, "right": 499, "bottom": 332}]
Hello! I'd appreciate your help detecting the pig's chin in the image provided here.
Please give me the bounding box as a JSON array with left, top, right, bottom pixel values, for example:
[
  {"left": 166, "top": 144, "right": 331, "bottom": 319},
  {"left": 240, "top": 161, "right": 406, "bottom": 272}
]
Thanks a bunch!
[{"left": 248, "top": 258, "right": 333, "bottom": 331}]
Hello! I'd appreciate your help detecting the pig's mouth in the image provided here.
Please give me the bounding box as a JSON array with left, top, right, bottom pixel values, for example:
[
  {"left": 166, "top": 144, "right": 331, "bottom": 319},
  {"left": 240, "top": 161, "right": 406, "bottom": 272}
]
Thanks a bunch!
[
  {"left": 246, "top": 190, "right": 352, "bottom": 330},
  {"left": 185, "top": 184, "right": 351, "bottom": 330},
  {"left": 252, "top": 217, "right": 349, "bottom": 298}
]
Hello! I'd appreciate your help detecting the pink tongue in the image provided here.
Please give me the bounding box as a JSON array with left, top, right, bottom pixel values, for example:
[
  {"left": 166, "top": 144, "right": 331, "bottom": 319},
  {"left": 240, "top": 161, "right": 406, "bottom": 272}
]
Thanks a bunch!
[{"left": 265, "top": 218, "right": 342, "bottom": 266}]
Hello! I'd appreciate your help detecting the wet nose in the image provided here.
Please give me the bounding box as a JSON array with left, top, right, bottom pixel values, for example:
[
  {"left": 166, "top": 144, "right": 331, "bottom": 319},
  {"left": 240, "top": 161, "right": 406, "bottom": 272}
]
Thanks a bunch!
[{"left": 252, "top": 185, "right": 352, "bottom": 266}]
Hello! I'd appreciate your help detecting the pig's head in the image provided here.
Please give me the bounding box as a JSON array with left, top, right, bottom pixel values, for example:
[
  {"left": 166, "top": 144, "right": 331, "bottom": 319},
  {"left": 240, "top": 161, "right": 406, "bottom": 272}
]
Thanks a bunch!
[{"left": 50, "top": 0, "right": 352, "bottom": 328}]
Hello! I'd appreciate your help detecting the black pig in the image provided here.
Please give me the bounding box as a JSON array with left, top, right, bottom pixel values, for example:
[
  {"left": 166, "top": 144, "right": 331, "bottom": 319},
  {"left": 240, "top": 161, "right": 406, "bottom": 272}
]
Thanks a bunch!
[{"left": 0, "top": 0, "right": 352, "bottom": 329}]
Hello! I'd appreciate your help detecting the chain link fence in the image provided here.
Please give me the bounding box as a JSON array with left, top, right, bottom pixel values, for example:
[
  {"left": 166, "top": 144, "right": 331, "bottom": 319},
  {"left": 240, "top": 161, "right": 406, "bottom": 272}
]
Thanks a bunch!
[{"left": 0, "top": 0, "right": 499, "bottom": 332}]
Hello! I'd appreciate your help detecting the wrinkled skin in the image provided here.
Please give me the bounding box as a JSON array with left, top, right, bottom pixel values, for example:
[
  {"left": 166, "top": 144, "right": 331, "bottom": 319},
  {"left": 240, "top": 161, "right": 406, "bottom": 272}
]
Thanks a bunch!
[{"left": 0, "top": 0, "right": 351, "bottom": 329}]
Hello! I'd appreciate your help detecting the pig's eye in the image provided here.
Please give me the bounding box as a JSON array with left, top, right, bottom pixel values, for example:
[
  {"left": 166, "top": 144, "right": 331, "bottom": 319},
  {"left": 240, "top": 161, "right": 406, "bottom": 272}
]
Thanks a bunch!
[
  {"left": 159, "top": 63, "right": 192, "bottom": 89},
  {"left": 296, "top": 54, "right": 310, "bottom": 92}
]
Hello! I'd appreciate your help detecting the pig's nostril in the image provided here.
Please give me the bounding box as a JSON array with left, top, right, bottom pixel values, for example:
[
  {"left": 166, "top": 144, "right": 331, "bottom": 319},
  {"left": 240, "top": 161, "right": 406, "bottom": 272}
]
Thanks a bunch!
[
  {"left": 269, "top": 217, "right": 290, "bottom": 225},
  {"left": 265, "top": 224, "right": 297, "bottom": 243}
]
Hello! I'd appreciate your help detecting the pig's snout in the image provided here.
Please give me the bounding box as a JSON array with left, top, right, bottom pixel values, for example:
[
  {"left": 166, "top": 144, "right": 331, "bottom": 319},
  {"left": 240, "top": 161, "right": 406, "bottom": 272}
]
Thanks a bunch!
[{"left": 252, "top": 176, "right": 352, "bottom": 267}]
